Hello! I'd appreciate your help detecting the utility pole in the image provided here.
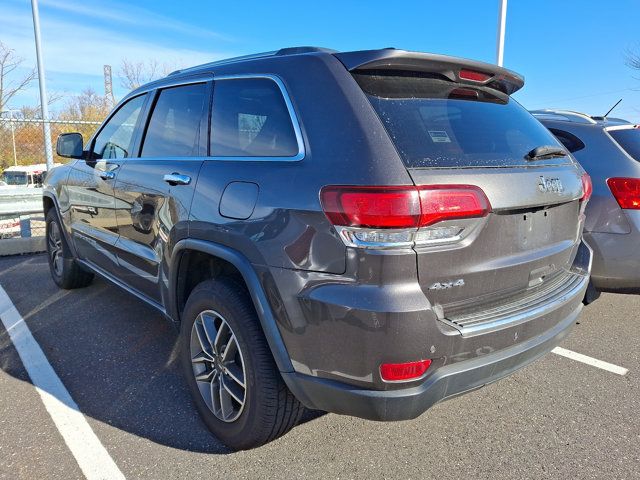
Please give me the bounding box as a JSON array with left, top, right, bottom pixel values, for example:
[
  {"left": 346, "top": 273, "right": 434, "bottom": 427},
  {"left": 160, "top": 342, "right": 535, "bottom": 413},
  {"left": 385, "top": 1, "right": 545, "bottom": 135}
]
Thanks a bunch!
[
  {"left": 1, "top": 110, "right": 20, "bottom": 166},
  {"left": 104, "top": 65, "right": 114, "bottom": 107},
  {"left": 496, "top": 0, "right": 508, "bottom": 66},
  {"left": 9, "top": 110, "right": 17, "bottom": 166},
  {"left": 30, "top": 0, "right": 54, "bottom": 171}
]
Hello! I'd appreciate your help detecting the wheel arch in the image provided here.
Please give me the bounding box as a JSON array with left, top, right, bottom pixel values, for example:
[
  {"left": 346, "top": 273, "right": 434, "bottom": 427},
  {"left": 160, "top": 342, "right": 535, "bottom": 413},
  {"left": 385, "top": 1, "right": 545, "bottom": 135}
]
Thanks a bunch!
[{"left": 168, "top": 239, "right": 294, "bottom": 373}]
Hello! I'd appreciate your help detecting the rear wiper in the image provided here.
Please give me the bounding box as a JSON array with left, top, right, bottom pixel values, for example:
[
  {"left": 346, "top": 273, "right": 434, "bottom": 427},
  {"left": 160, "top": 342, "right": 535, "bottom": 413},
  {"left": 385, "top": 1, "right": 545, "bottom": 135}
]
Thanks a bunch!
[{"left": 525, "top": 145, "right": 567, "bottom": 161}]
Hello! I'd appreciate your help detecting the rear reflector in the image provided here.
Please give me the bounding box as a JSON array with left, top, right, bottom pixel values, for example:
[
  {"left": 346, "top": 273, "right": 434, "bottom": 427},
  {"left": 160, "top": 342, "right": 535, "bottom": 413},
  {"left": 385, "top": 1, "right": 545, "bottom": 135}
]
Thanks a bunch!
[
  {"left": 321, "top": 185, "right": 490, "bottom": 229},
  {"left": 459, "top": 69, "right": 492, "bottom": 82},
  {"left": 580, "top": 173, "right": 593, "bottom": 202},
  {"left": 380, "top": 359, "right": 432, "bottom": 382},
  {"left": 607, "top": 177, "right": 640, "bottom": 209}
]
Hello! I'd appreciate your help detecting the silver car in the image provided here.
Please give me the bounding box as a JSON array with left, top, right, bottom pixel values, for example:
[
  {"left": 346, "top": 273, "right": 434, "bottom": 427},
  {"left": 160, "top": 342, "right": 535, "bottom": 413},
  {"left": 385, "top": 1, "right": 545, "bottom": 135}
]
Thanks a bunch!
[{"left": 533, "top": 110, "right": 640, "bottom": 297}]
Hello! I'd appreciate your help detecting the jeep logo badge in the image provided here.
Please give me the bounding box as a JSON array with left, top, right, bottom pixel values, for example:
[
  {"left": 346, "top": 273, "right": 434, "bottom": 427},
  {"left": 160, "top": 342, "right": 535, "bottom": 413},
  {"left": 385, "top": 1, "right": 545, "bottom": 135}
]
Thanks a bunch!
[{"left": 538, "top": 176, "right": 564, "bottom": 194}]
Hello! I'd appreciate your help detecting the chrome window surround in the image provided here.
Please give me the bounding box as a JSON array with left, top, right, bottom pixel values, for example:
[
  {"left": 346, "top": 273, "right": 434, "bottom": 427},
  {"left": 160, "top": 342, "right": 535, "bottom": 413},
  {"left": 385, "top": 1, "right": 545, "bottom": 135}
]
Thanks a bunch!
[
  {"left": 209, "top": 74, "right": 306, "bottom": 162},
  {"left": 97, "top": 74, "right": 305, "bottom": 162}
]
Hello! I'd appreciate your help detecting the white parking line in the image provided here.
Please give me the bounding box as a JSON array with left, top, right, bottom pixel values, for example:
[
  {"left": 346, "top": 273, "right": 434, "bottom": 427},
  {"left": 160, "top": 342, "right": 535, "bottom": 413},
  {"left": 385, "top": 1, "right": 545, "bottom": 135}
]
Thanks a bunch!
[
  {"left": 0, "top": 285, "right": 126, "bottom": 480},
  {"left": 552, "top": 347, "right": 629, "bottom": 376}
]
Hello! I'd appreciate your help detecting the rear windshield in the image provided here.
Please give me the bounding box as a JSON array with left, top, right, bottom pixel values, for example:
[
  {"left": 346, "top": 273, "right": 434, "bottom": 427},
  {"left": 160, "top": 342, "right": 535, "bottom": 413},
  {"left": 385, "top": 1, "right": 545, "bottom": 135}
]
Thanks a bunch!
[
  {"left": 608, "top": 127, "right": 640, "bottom": 161},
  {"left": 353, "top": 71, "right": 570, "bottom": 168}
]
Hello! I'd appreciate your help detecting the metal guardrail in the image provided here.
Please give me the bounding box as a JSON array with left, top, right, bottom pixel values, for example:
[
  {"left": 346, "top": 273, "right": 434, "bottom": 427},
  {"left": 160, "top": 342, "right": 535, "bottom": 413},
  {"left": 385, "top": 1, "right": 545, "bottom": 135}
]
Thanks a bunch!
[{"left": 0, "top": 188, "right": 44, "bottom": 239}]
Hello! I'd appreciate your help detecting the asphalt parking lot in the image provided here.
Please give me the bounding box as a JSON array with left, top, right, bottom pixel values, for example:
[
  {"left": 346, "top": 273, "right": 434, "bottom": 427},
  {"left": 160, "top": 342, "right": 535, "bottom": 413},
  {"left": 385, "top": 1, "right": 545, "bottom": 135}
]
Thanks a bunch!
[{"left": 0, "top": 253, "right": 638, "bottom": 480}]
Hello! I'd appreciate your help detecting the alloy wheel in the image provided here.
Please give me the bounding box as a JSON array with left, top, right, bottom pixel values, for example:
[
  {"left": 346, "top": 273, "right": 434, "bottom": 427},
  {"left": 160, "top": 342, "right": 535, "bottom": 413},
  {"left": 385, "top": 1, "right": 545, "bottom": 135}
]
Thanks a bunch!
[
  {"left": 190, "top": 309, "right": 247, "bottom": 422},
  {"left": 47, "top": 221, "right": 63, "bottom": 276}
]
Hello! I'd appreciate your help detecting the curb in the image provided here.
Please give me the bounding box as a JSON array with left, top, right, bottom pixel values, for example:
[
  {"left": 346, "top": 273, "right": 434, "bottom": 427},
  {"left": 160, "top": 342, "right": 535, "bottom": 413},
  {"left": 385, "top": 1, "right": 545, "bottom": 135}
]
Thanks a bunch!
[{"left": 0, "top": 237, "right": 46, "bottom": 256}]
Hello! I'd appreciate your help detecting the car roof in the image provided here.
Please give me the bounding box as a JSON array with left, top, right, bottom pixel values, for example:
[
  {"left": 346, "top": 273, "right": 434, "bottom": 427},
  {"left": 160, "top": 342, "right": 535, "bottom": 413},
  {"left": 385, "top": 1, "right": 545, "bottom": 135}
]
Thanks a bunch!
[
  {"left": 129, "top": 46, "right": 525, "bottom": 97},
  {"left": 531, "top": 109, "right": 634, "bottom": 128}
]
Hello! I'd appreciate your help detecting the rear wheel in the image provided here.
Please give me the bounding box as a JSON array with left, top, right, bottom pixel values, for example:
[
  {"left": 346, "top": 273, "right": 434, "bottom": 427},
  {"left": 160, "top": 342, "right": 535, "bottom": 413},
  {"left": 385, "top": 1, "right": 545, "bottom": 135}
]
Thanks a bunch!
[
  {"left": 181, "top": 278, "right": 303, "bottom": 450},
  {"left": 45, "top": 209, "right": 93, "bottom": 289}
]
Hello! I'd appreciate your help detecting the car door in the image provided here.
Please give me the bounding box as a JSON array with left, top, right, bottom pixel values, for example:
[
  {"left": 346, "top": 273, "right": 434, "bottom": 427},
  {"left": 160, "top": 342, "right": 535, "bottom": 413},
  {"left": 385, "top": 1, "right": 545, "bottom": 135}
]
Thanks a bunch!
[
  {"left": 67, "top": 93, "right": 148, "bottom": 276},
  {"left": 112, "top": 80, "right": 210, "bottom": 304}
]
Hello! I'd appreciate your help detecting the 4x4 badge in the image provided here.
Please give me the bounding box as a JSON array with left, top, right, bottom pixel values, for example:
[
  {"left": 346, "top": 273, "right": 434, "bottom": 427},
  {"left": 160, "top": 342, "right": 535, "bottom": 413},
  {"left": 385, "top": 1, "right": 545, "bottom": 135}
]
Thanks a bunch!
[
  {"left": 429, "top": 279, "right": 465, "bottom": 290},
  {"left": 538, "top": 176, "right": 564, "bottom": 194}
]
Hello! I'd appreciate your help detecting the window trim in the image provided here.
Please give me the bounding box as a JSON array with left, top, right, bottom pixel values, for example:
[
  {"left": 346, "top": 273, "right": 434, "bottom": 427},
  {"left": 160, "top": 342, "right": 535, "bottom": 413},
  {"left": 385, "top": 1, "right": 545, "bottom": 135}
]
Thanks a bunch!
[{"left": 209, "top": 74, "right": 306, "bottom": 162}]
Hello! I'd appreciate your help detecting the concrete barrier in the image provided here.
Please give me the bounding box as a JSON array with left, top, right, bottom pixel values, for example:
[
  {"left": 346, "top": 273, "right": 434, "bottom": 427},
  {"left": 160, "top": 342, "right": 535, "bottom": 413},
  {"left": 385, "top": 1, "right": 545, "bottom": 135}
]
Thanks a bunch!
[{"left": 0, "top": 236, "right": 46, "bottom": 256}]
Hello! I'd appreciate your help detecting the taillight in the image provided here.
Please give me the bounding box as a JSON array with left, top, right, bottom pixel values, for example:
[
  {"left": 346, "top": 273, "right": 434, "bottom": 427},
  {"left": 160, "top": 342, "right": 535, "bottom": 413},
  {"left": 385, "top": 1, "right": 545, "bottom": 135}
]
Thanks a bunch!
[
  {"left": 449, "top": 87, "right": 480, "bottom": 100},
  {"left": 607, "top": 177, "right": 640, "bottom": 209},
  {"left": 419, "top": 186, "right": 490, "bottom": 226},
  {"left": 380, "top": 359, "right": 432, "bottom": 382},
  {"left": 580, "top": 173, "right": 592, "bottom": 202},
  {"left": 320, "top": 185, "right": 491, "bottom": 248},
  {"left": 321, "top": 186, "right": 421, "bottom": 228},
  {"left": 459, "top": 69, "right": 492, "bottom": 82}
]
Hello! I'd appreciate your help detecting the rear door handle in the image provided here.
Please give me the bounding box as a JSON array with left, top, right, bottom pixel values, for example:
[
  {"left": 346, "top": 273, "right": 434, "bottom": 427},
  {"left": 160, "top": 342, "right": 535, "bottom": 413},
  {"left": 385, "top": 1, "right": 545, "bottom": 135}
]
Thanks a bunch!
[
  {"left": 99, "top": 171, "right": 116, "bottom": 180},
  {"left": 163, "top": 173, "right": 191, "bottom": 186}
]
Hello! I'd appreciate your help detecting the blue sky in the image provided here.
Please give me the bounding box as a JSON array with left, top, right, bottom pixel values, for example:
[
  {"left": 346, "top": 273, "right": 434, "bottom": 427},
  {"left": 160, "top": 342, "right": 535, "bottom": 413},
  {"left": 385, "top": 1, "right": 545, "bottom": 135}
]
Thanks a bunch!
[{"left": 3, "top": 0, "right": 640, "bottom": 121}]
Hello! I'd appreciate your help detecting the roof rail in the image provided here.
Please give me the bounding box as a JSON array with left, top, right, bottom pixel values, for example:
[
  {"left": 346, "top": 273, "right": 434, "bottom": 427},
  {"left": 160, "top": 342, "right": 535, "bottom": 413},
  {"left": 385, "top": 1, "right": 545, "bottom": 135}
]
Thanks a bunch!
[
  {"left": 530, "top": 109, "right": 597, "bottom": 125},
  {"left": 275, "top": 46, "right": 337, "bottom": 56},
  {"left": 168, "top": 46, "right": 336, "bottom": 77},
  {"left": 168, "top": 50, "right": 279, "bottom": 76}
]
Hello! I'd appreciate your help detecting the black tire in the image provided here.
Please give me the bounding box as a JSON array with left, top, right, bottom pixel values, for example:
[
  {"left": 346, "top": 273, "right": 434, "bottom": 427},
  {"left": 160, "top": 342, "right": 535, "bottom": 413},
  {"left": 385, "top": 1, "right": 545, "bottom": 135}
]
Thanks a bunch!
[
  {"left": 45, "top": 209, "right": 94, "bottom": 289},
  {"left": 180, "top": 278, "right": 303, "bottom": 450},
  {"left": 583, "top": 279, "right": 601, "bottom": 305}
]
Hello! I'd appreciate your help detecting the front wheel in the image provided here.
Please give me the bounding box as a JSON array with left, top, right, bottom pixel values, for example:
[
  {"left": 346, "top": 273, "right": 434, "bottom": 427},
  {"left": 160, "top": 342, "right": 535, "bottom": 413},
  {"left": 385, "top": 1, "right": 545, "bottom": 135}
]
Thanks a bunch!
[
  {"left": 45, "top": 209, "right": 94, "bottom": 289},
  {"left": 180, "top": 278, "right": 303, "bottom": 450}
]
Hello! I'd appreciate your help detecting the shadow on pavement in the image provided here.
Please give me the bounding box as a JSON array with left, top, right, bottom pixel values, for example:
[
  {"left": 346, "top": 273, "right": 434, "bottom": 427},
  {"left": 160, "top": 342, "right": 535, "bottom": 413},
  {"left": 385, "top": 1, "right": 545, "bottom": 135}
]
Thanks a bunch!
[{"left": 0, "top": 254, "right": 325, "bottom": 454}]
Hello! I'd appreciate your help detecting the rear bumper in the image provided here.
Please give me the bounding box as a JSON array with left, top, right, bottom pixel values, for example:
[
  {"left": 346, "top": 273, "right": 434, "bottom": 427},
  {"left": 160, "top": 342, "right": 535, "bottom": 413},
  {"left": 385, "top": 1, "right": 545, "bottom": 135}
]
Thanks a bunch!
[
  {"left": 585, "top": 230, "right": 640, "bottom": 293},
  {"left": 283, "top": 300, "right": 582, "bottom": 421}
]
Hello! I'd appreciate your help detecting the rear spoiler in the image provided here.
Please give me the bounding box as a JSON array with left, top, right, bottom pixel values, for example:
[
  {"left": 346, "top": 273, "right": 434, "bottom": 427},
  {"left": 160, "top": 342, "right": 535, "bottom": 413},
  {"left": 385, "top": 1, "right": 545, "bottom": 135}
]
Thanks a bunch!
[{"left": 334, "top": 49, "right": 524, "bottom": 95}]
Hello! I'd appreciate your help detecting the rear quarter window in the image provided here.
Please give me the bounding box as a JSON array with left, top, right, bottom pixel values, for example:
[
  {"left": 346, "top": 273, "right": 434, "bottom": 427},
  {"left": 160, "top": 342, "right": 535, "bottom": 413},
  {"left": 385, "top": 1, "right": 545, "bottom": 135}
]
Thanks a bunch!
[
  {"left": 548, "top": 128, "right": 585, "bottom": 153},
  {"left": 353, "top": 71, "right": 570, "bottom": 169},
  {"left": 210, "top": 77, "right": 299, "bottom": 158},
  {"left": 608, "top": 127, "right": 640, "bottom": 161}
]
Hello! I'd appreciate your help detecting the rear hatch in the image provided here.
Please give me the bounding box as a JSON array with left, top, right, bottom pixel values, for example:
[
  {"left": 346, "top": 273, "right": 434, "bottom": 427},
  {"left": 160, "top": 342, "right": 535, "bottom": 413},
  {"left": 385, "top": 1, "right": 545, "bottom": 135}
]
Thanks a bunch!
[{"left": 338, "top": 50, "right": 586, "bottom": 320}]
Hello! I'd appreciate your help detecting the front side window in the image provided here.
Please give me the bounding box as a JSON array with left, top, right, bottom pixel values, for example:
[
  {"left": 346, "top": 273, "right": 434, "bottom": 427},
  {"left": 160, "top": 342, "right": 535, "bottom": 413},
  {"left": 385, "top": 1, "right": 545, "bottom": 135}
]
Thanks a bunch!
[
  {"left": 92, "top": 94, "right": 147, "bottom": 160},
  {"left": 210, "top": 78, "right": 299, "bottom": 157},
  {"left": 141, "top": 83, "right": 208, "bottom": 158}
]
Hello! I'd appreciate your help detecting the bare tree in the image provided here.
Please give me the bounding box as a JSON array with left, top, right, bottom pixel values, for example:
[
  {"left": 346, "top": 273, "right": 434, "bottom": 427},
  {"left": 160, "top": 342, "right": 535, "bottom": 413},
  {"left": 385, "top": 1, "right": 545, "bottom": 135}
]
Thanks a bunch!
[
  {"left": 119, "top": 58, "right": 181, "bottom": 91},
  {"left": 626, "top": 47, "right": 640, "bottom": 72},
  {"left": 58, "top": 87, "right": 111, "bottom": 122},
  {"left": 0, "top": 41, "right": 37, "bottom": 112}
]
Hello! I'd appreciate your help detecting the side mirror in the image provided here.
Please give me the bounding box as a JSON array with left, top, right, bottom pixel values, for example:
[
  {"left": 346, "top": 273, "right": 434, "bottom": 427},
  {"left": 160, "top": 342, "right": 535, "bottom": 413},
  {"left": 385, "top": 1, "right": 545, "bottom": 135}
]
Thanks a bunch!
[{"left": 56, "top": 132, "right": 84, "bottom": 159}]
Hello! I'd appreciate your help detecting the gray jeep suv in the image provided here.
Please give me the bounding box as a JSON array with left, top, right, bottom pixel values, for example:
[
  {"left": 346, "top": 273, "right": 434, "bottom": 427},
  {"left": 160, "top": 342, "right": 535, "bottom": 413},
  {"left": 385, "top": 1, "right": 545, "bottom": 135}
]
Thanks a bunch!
[{"left": 45, "top": 47, "right": 592, "bottom": 450}]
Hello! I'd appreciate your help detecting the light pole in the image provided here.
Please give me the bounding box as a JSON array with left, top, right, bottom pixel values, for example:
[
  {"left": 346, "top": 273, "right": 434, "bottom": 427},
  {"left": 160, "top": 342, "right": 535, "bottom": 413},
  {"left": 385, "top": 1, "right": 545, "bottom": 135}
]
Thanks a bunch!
[
  {"left": 30, "top": 0, "right": 54, "bottom": 171},
  {"left": 496, "top": 0, "right": 508, "bottom": 66}
]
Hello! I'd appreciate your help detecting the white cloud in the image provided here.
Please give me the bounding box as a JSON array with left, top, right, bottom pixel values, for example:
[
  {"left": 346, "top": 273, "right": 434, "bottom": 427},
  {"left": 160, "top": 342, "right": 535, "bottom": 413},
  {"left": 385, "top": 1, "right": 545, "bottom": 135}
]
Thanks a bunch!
[
  {"left": 2, "top": 0, "right": 237, "bottom": 104},
  {"left": 40, "top": 0, "right": 234, "bottom": 42}
]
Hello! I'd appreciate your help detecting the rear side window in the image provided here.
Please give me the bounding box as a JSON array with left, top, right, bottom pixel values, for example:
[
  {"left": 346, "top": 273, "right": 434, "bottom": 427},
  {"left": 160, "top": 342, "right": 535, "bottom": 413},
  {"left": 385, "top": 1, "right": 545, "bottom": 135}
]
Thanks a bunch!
[
  {"left": 353, "top": 71, "right": 570, "bottom": 168},
  {"left": 210, "top": 78, "right": 299, "bottom": 157},
  {"left": 141, "top": 83, "right": 207, "bottom": 157},
  {"left": 608, "top": 128, "right": 640, "bottom": 161},
  {"left": 548, "top": 128, "right": 585, "bottom": 153}
]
